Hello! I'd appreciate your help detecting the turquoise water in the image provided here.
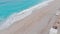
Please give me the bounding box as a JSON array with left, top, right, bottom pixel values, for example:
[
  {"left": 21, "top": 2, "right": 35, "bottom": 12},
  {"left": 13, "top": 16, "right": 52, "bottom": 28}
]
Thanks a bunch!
[{"left": 0, "top": 0, "right": 43, "bottom": 23}]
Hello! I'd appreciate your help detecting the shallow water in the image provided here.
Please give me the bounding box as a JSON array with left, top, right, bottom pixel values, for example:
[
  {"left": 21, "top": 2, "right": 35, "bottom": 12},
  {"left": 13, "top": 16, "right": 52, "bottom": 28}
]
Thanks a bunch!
[{"left": 0, "top": 0, "right": 43, "bottom": 24}]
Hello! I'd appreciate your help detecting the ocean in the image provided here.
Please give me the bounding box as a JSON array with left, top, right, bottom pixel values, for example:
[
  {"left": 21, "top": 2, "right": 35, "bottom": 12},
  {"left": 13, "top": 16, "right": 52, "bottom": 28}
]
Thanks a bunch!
[{"left": 0, "top": 0, "right": 43, "bottom": 24}]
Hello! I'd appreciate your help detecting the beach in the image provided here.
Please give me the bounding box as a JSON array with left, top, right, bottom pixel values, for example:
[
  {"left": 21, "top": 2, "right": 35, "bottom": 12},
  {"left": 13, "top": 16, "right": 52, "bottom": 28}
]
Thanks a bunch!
[
  {"left": 0, "top": 0, "right": 54, "bottom": 30},
  {"left": 0, "top": 0, "right": 60, "bottom": 34}
]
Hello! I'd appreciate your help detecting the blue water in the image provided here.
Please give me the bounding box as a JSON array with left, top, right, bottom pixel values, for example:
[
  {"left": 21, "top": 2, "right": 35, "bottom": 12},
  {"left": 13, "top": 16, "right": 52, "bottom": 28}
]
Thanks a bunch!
[{"left": 0, "top": 0, "right": 43, "bottom": 23}]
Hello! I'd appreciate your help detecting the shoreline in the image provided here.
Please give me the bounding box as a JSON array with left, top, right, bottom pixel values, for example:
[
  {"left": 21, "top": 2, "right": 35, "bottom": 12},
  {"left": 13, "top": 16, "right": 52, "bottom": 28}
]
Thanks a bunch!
[{"left": 0, "top": 0, "right": 54, "bottom": 30}]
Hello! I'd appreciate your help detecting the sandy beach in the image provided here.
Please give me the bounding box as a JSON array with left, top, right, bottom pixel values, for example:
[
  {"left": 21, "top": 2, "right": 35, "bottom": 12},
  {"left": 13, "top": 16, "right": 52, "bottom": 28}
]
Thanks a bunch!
[{"left": 0, "top": 0, "right": 60, "bottom": 34}]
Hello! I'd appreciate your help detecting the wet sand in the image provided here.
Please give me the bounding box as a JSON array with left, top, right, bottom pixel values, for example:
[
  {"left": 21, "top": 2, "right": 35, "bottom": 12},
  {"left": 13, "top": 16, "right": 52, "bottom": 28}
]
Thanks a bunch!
[{"left": 0, "top": 0, "right": 60, "bottom": 34}]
